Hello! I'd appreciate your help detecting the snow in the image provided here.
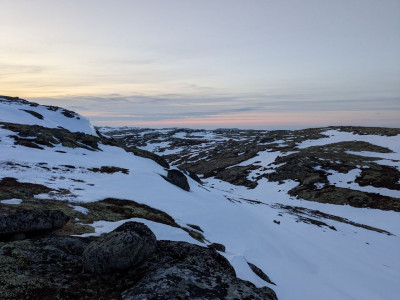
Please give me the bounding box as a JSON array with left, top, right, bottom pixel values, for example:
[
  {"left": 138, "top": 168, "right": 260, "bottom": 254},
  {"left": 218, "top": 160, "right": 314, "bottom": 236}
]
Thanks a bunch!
[
  {"left": 0, "top": 98, "right": 96, "bottom": 135},
  {"left": 69, "top": 205, "right": 89, "bottom": 215},
  {"left": 76, "top": 217, "right": 204, "bottom": 246},
  {"left": 1, "top": 128, "right": 397, "bottom": 299},
  {"left": 221, "top": 252, "right": 276, "bottom": 289},
  {"left": 1, "top": 198, "right": 22, "bottom": 205},
  {"left": 328, "top": 169, "right": 400, "bottom": 198},
  {"left": 1, "top": 100, "right": 400, "bottom": 300},
  {"left": 346, "top": 150, "right": 400, "bottom": 170},
  {"left": 297, "top": 129, "right": 400, "bottom": 154},
  {"left": 173, "top": 131, "right": 187, "bottom": 139}
]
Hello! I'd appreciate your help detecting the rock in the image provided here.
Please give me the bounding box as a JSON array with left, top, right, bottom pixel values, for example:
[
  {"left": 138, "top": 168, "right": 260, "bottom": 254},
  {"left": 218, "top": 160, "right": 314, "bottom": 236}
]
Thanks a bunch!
[
  {"left": 208, "top": 242, "right": 226, "bottom": 252},
  {"left": 187, "top": 223, "right": 203, "bottom": 232},
  {"left": 248, "top": 262, "right": 276, "bottom": 285},
  {"left": 188, "top": 171, "right": 202, "bottom": 184},
  {"left": 0, "top": 209, "right": 70, "bottom": 241},
  {"left": 127, "top": 147, "right": 170, "bottom": 169},
  {"left": 181, "top": 169, "right": 202, "bottom": 184},
  {"left": 215, "top": 165, "right": 259, "bottom": 188},
  {"left": 0, "top": 235, "right": 90, "bottom": 299},
  {"left": 0, "top": 235, "right": 277, "bottom": 299},
  {"left": 82, "top": 221, "right": 156, "bottom": 274},
  {"left": 122, "top": 241, "right": 277, "bottom": 300},
  {"left": 166, "top": 169, "right": 190, "bottom": 191}
]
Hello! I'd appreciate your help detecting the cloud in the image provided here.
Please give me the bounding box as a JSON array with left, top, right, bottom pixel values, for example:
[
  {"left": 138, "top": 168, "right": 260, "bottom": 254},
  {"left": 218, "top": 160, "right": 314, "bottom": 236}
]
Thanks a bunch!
[
  {"left": 30, "top": 92, "right": 400, "bottom": 127},
  {"left": 0, "top": 63, "right": 48, "bottom": 77}
]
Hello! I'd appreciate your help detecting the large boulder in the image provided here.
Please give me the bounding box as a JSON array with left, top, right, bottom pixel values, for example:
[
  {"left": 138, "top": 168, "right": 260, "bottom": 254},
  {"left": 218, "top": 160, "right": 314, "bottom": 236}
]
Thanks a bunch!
[
  {"left": 0, "top": 234, "right": 277, "bottom": 299},
  {"left": 166, "top": 169, "right": 190, "bottom": 191},
  {"left": 0, "top": 209, "right": 70, "bottom": 241},
  {"left": 122, "top": 241, "right": 278, "bottom": 300},
  {"left": 82, "top": 221, "right": 156, "bottom": 274}
]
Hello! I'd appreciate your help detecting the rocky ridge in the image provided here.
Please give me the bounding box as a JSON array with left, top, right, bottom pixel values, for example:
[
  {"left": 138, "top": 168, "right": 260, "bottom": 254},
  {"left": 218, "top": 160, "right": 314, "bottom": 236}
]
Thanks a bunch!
[
  {"left": 0, "top": 96, "right": 278, "bottom": 299},
  {"left": 0, "top": 214, "right": 277, "bottom": 300},
  {"left": 100, "top": 126, "right": 400, "bottom": 211}
]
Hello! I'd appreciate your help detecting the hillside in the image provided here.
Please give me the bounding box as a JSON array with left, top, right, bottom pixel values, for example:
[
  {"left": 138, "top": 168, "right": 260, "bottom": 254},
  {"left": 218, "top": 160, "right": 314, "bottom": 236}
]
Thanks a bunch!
[{"left": 1, "top": 96, "right": 399, "bottom": 299}]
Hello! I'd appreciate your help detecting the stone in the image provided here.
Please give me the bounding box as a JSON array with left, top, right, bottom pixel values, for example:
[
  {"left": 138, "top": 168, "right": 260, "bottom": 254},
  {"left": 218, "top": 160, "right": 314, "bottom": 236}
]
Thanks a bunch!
[
  {"left": 208, "top": 242, "right": 226, "bottom": 252},
  {"left": 0, "top": 209, "right": 70, "bottom": 241},
  {"left": 166, "top": 169, "right": 190, "bottom": 191},
  {"left": 248, "top": 262, "right": 276, "bottom": 285},
  {"left": 122, "top": 241, "right": 277, "bottom": 300},
  {"left": 82, "top": 221, "right": 156, "bottom": 274}
]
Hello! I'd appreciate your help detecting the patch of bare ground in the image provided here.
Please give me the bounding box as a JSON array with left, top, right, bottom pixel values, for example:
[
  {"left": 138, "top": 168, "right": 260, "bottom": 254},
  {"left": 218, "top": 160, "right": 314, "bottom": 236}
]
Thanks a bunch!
[{"left": 88, "top": 166, "right": 129, "bottom": 174}]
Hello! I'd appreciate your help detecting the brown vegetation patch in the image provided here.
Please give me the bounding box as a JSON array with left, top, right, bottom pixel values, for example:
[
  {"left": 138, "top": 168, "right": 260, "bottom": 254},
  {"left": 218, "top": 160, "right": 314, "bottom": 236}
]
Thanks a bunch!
[
  {"left": 88, "top": 166, "right": 129, "bottom": 174},
  {"left": 0, "top": 177, "right": 52, "bottom": 200},
  {"left": 330, "top": 126, "right": 400, "bottom": 136},
  {"left": 355, "top": 165, "right": 400, "bottom": 191}
]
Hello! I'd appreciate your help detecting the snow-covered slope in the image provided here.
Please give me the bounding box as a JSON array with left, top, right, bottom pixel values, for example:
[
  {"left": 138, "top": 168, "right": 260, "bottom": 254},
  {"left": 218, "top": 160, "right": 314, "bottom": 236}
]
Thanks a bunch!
[
  {"left": 1, "top": 98, "right": 400, "bottom": 300},
  {"left": 0, "top": 96, "right": 96, "bottom": 135}
]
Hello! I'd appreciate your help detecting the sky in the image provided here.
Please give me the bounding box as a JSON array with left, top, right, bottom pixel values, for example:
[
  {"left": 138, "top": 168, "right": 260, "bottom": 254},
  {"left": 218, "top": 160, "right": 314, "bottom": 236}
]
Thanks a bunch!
[{"left": 1, "top": 0, "right": 399, "bottom": 129}]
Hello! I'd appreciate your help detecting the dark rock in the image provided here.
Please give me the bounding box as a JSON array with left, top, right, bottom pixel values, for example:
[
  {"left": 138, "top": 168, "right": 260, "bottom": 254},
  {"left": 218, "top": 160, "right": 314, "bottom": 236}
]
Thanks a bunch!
[
  {"left": 273, "top": 220, "right": 280, "bottom": 225},
  {"left": 187, "top": 223, "right": 203, "bottom": 232},
  {"left": 89, "top": 165, "right": 129, "bottom": 174},
  {"left": 0, "top": 235, "right": 277, "bottom": 299},
  {"left": 21, "top": 109, "right": 44, "bottom": 120},
  {"left": 122, "top": 241, "right": 277, "bottom": 300},
  {"left": 181, "top": 169, "right": 202, "bottom": 184},
  {"left": 208, "top": 242, "right": 226, "bottom": 252},
  {"left": 248, "top": 262, "right": 276, "bottom": 285},
  {"left": 0, "top": 235, "right": 91, "bottom": 299},
  {"left": 215, "top": 165, "right": 259, "bottom": 188},
  {"left": 188, "top": 171, "right": 202, "bottom": 183},
  {"left": 82, "top": 221, "right": 156, "bottom": 274},
  {"left": 166, "top": 169, "right": 190, "bottom": 191},
  {"left": 127, "top": 147, "right": 169, "bottom": 169},
  {"left": 61, "top": 109, "right": 76, "bottom": 118},
  {"left": 0, "top": 122, "right": 102, "bottom": 151},
  {"left": 0, "top": 209, "right": 70, "bottom": 241},
  {"left": 355, "top": 165, "right": 400, "bottom": 191}
]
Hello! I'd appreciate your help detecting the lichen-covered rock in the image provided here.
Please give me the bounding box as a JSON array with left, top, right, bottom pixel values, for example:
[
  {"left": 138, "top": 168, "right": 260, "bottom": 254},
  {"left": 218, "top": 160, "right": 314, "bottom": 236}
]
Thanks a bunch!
[
  {"left": 82, "top": 221, "right": 156, "bottom": 274},
  {"left": 166, "top": 169, "right": 190, "bottom": 191},
  {"left": 122, "top": 241, "right": 277, "bottom": 300},
  {"left": 0, "top": 209, "right": 69, "bottom": 241},
  {"left": 0, "top": 236, "right": 90, "bottom": 299},
  {"left": 0, "top": 234, "right": 277, "bottom": 299}
]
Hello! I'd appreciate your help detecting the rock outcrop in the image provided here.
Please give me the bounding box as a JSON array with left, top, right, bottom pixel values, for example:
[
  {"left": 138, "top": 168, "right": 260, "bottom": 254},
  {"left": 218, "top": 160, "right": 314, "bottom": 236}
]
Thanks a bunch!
[
  {"left": 122, "top": 240, "right": 277, "bottom": 300},
  {"left": 166, "top": 169, "right": 190, "bottom": 191},
  {"left": 208, "top": 242, "right": 226, "bottom": 252},
  {"left": 0, "top": 221, "right": 277, "bottom": 299},
  {"left": 83, "top": 221, "right": 156, "bottom": 274},
  {"left": 0, "top": 209, "right": 69, "bottom": 241}
]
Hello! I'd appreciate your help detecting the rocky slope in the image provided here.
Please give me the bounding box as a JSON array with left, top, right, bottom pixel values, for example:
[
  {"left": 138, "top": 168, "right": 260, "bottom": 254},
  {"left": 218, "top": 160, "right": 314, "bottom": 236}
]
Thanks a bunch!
[
  {"left": 0, "top": 96, "right": 277, "bottom": 299},
  {"left": 1, "top": 96, "right": 399, "bottom": 299},
  {"left": 1, "top": 217, "right": 277, "bottom": 300},
  {"left": 101, "top": 126, "right": 400, "bottom": 211}
]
